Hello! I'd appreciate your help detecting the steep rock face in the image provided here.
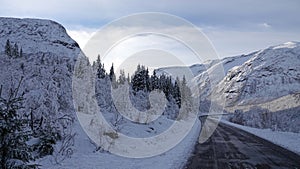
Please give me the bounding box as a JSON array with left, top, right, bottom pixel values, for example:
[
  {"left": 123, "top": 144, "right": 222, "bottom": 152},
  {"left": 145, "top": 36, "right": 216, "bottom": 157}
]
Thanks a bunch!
[
  {"left": 0, "top": 17, "right": 82, "bottom": 160},
  {"left": 216, "top": 42, "right": 300, "bottom": 106},
  {"left": 189, "top": 53, "right": 253, "bottom": 99},
  {"left": 0, "top": 17, "right": 80, "bottom": 57}
]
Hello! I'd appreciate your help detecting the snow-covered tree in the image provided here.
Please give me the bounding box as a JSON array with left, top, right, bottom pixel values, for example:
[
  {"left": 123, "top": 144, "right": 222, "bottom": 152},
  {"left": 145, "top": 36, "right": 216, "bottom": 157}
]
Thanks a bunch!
[
  {"left": 150, "top": 70, "right": 159, "bottom": 90},
  {"left": 118, "top": 69, "right": 126, "bottom": 85},
  {"left": 4, "top": 40, "right": 22, "bottom": 58},
  {"left": 109, "top": 64, "right": 117, "bottom": 88},
  {"left": 131, "top": 65, "right": 149, "bottom": 92},
  {"left": 96, "top": 55, "right": 106, "bottom": 79},
  {"left": 127, "top": 73, "right": 130, "bottom": 83},
  {"left": 5, "top": 40, "right": 12, "bottom": 57},
  {"left": 179, "top": 75, "right": 193, "bottom": 118},
  {"left": 12, "top": 43, "right": 19, "bottom": 58},
  {"left": 0, "top": 84, "right": 34, "bottom": 169},
  {"left": 173, "top": 77, "right": 181, "bottom": 108},
  {"left": 19, "top": 47, "right": 23, "bottom": 58}
]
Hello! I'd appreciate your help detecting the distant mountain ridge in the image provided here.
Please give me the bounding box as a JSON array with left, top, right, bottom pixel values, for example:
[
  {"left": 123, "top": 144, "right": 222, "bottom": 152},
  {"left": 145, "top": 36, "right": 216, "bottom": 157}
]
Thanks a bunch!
[
  {"left": 156, "top": 41, "right": 300, "bottom": 109},
  {"left": 216, "top": 41, "right": 300, "bottom": 106}
]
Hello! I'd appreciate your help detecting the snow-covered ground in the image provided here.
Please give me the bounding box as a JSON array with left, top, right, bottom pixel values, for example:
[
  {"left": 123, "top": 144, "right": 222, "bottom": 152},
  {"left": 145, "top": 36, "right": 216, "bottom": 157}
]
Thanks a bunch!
[
  {"left": 0, "top": 17, "right": 204, "bottom": 168},
  {"left": 2, "top": 16, "right": 299, "bottom": 168},
  {"left": 221, "top": 120, "right": 300, "bottom": 155},
  {"left": 40, "top": 118, "right": 201, "bottom": 169}
]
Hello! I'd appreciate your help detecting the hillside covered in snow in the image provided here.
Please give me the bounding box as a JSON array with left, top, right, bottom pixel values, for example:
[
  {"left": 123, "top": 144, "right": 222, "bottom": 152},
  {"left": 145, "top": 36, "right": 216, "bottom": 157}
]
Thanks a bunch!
[
  {"left": 0, "top": 17, "right": 200, "bottom": 169},
  {"left": 216, "top": 41, "right": 300, "bottom": 106},
  {"left": 158, "top": 41, "right": 300, "bottom": 133},
  {"left": 0, "top": 17, "right": 82, "bottom": 168}
]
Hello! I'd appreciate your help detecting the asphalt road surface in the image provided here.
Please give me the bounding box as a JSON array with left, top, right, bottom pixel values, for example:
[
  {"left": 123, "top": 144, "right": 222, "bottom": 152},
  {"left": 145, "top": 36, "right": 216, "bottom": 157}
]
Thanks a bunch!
[{"left": 185, "top": 120, "right": 300, "bottom": 169}]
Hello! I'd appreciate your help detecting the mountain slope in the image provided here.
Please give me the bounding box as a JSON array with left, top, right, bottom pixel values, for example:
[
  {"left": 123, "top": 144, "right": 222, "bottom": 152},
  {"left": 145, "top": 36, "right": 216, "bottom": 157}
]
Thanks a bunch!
[
  {"left": 190, "top": 54, "right": 254, "bottom": 100},
  {"left": 0, "top": 17, "right": 201, "bottom": 168},
  {"left": 0, "top": 17, "right": 80, "bottom": 57},
  {"left": 155, "top": 53, "right": 253, "bottom": 102},
  {"left": 0, "top": 17, "right": 81, "bottom": 163},
  {"left": 156, "top": 41, "right": 300, "bottom": 117},
  {"left": 216, "top": 41, "right": 300, "bottom": 106}
]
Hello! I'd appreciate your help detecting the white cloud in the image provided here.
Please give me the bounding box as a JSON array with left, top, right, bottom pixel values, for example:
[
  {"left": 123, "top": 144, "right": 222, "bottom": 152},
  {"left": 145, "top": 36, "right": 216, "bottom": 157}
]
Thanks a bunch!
[
  {"left": 259, "top": 23, "right": 272, "bottom": 29},
  {"left": 67, "top": 20, "right": 300, "bottom": 74},
  {"left": 67, "top": 29, "right": 97, "bottom": 48},
  {"left": 204, "top": 28, "right": 300, "bottom": 58}
]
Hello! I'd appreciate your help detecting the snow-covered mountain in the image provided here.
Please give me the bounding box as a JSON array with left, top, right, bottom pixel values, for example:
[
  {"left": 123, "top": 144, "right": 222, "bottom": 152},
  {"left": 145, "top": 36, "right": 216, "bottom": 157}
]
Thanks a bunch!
[
  {"left": 0, "top": 17, "right": 80, "bottom": 57},
  {"left": 156, "top": 52, "right": 254, "bottom": 100},
  {"left": 1, "top": 16, "right": 300, "bottom": 168},
  {"left": 0, "top": 17, "right": 200, "bottom": 168},
  {"left": 155, "top": 64, "right": 207, "bottom": 80},
  {"left": 157, "top": 41, "right": 300, "bottom": 109},
  {"left": 216, "top": 41, "right": 300, "bottom": 106},
  {"left": 0, "top": 17, "right": 81, "bottom": 163},
  {"left": 190, "top": 54, "right": 254, "bottom": 100}
]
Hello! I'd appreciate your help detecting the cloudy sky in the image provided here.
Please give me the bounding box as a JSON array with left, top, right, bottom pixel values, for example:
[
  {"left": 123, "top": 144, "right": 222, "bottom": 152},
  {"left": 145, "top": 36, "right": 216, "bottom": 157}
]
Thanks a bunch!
[{"left": 1, "top": 0, "right": 300, "bottom": 71}]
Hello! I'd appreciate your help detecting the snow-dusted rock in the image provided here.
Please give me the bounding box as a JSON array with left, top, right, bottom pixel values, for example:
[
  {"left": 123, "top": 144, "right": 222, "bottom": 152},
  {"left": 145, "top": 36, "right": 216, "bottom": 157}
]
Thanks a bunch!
[
  {"left": 0, "top": 17, "right": 80, "bottom": 57},
  {"left": 216, "top": 42, "right": 300, "bottom": 106},
  {"left": 0, "top": 17, "right": 81, "bottom": 163}
]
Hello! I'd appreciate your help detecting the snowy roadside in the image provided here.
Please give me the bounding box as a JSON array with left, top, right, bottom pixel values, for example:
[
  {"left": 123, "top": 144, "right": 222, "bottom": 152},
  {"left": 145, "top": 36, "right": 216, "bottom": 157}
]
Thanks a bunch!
[
  {"left": 40, "top": 118, "right": 201, "bottom": 169},
  {"left": 221, "top": 120, "right": 300, "bottom": 155}
]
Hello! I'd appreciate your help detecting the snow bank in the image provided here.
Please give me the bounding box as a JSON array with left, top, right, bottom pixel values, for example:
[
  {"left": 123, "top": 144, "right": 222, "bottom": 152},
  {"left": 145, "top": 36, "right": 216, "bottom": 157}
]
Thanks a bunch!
[
  {"left": 222, "top": 120, "right": 300, "bottom": 155},
  {"left": 40, "top": 119, "right": 201, "bottom": 169}
]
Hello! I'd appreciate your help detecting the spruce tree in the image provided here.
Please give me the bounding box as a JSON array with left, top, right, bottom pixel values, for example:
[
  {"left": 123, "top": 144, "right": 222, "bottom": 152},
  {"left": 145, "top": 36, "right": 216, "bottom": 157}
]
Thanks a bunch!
[
  {"left": 19, "top": 47, "right": 23, "bottom": 58},
  {"left": 118, "top": 69, "right": 126, "bottom": 85},
  {"left": 5, "top": 40, "right": 12, "bottom": 57},
  {"left": 12, "top": 43, "right": 19, "bottom": 57},
  {"left": 109, "top": 64, "right": 117, "bottom": 88},
  {"left": 127, "top": 73, "right": 130, "bottom": 83},
  {"left": 0, "top": 85, "right": 33, "bottom": 168},
  {"left": 145, "top": 68, "right": 150, "bottom": 91},
  {"left": 96, "top": 55, "right": 106, "bottom": 79},
  {"left": 180, "top": 75, "right": 192, "bottom": 105},
  {"left": 174, "top": 77, "right": 181, "bottom": 108},
  {"left": 131, "top": 65, "right": 149, "bottom": 92},
  {"left": 151, "top": 70, "right": 159, "bottom": 90}
]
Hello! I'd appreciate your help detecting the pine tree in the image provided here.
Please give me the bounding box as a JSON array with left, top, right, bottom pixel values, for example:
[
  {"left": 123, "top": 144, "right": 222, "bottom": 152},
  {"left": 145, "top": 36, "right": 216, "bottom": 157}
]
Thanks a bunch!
[
  {"left": 180, "top": 75, "right": 192, "bottom": 105},
  {"left": 151, "top": 70, "right": 159, "bottom": 90},
  {"left": 109, "top": 64, "right": 117, "bottom": 88},
  {"left": 109, "top": 64, "right": 114, "bottom": 81},
  {"left": 181, "top": 76, "right": 187, "bottom": 100},
  {"left": 118, "top": 69, "right": 126, "bottom": 85},
  {"left": 127, "top": 73, "right": 130, "bottom": 83},
  {"left": 173, "top": 77, "right": 181, "bottom": 108},
  {"left": 19, "top": 47, "right": 23, "bottom": 58},
  {"left": 0, "top": 85, "right": 33, "bottom": 168},
  {"left": 96, "top": 55, "right": 106, "bottom": 79},
  {"left": 5, "top": 40, "right": 12, "bottom": 57},
  {"left": 12, "top": 43, "right": 19, "bottom": 57},
  {"left": 0, "top": 79, "right": 61, "bottom": 168},
  {"left": 145, "top": 68, "right": 150, "bottom": 91},
  {"left": 179, "top": 75, "right": 193, "bottom": 119},
  {"left": 158, "top": 74, "right": 166, "bottom": 91},
  {"left": 92, "top": 61, "right": 96, "bottom": 69},
  {"left": 131, "top": 65, "right": 149, "bottom": 92},
  {"left": 163, "top": 76, "right": 171, "bottom": 99}
]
